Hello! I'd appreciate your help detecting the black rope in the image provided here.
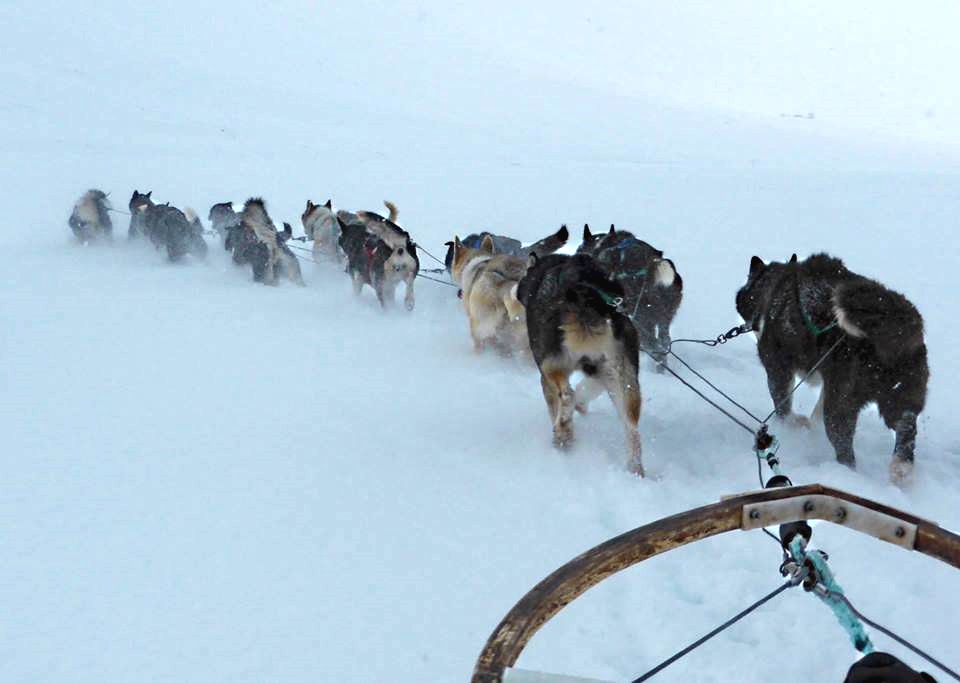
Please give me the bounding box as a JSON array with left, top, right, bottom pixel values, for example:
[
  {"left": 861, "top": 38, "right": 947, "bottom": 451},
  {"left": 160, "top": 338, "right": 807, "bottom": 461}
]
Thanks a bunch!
[
  {"left": 415, "top": 243, "right": 447, "bottom": 267},
  {"left": 416, "top": 272, "right": 458, "bottom": 288},
  {"left": 643, "top": 350, "right": 756, "bottom": 436},
  {"left": 761, "top": 336, "right": 844, "bottom": 424},
  {"left": 670, "top": 323, "right": 753, "bottom": 348},
  {"left": 827, "top": 591, "right": 960, "bottom": 682},
  {"left": 631, "top": 582, "right": 794, "bottom": 682},
  {"left": 668, "top": 349, "right": 764, "bottom": 424}
]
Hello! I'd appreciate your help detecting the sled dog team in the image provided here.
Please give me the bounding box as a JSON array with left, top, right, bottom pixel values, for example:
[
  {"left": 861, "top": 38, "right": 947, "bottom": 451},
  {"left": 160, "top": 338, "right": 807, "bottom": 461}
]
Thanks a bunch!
[{"left": 69, "top": 189, "right": 929, "bottom": 485}]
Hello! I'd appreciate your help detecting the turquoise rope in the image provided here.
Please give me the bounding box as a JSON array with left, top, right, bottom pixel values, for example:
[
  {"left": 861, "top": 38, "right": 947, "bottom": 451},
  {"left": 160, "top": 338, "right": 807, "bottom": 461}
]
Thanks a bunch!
[
  {"left": 789, "top": 537, "right": 875, "bottom": 653},
  {"left": 756, "top": 436, "right": 784, "bottom": 476}
]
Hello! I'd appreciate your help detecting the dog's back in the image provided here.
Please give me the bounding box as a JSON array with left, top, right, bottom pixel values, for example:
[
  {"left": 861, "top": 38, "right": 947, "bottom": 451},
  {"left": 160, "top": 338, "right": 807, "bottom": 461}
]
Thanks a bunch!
[{"left": 578, "top": 225, "right": 683, "bottom": 361}]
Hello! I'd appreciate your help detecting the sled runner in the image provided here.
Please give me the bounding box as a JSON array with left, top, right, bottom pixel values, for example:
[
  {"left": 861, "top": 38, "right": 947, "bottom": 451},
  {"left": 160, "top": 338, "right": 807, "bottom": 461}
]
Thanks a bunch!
[{"left": 473, "top": 484, "right": 960, "bottom": 683}]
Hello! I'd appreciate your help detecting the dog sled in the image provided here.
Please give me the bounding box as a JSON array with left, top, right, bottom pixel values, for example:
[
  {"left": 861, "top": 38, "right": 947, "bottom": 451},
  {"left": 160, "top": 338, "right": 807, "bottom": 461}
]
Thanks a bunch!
[{"left": 472, "top": 484, "right": 960, "bottom": 683}]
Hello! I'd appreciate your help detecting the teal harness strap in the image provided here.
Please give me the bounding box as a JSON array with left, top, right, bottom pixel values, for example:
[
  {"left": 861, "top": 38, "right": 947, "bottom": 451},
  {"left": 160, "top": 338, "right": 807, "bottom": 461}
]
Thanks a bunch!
[
  {"left": 615, "top": 268, "right": 647, "bottom": 280},
  {"left": 789, "top": 537, "right": 875, "bottom": 654},
  {"left": 800, "top": 303, "right": 839, "bottom": 337}
]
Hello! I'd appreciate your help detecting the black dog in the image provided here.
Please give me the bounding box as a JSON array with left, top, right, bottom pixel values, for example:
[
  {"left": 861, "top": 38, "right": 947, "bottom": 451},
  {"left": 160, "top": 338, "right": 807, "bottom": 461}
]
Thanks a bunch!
[
  {"left": 209, "top": 202, "right": 241, "bottom": 246},
  {"left": 577, "top": 224, "right": 682, "bottom": 366},
  {"left": 517, "top": 252, "right": 643, "bottom": 475},
  {"left": 128, "top": 190, "right": 207, "bottom": 261},
  {"left": 68, "top": 189, "right": 113, "bottom": 243},
  {"left": 736, "top": 253, "right": 928, "bottom": 483},
  {"left": 228, "top": 198, "right": 304, "bottom": 285},
  {"left": 443, "top": 225, "right": 569, "bottom": 272},
  {"left": 337, "top": 210, "right": 419, "bottom": 310}
]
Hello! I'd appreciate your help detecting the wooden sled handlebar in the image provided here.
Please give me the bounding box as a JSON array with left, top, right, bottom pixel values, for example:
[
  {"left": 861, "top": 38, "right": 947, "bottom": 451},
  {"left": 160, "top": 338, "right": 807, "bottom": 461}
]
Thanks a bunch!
[{"left": 472, "top": 484, "right": 960, "bottom": 682}]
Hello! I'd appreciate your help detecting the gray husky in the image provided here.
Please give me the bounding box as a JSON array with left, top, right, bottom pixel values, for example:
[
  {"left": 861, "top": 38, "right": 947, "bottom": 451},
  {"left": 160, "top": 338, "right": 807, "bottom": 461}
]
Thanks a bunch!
[
  {"left": 68, "top": 189, "right": 113, "bottom": 243},
  {"left": 128, "top": 190, "right": 207, "bottom": 261},
  {"left": 736, "top": 253, "right": 928, "bottom": 484},
  {"left": 577, "top": 225, "right": 683, "bottom": 367},
  {"left": 517, "top": 253, "right": 643, "bottom": 475}
]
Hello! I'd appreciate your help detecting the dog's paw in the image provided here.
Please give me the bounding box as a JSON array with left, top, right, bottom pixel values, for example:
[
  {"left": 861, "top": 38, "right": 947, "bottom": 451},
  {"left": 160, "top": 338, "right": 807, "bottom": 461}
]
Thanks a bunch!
[
  {"left": 405, "top": 298, "right": 415, "bottom": 311},
  {"left": 890, "top": 459, "right": 914, "bottom": 488},
  {"left": 553, "top": 423, "right": 574, "bottom": 449},
  {"left": 574, "top": 402, "right": 589, "bottom": 415}
]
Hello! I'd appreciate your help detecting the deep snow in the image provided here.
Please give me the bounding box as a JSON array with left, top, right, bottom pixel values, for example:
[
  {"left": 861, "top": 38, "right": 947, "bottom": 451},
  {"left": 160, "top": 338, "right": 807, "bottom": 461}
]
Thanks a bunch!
[{"left": 2, "top": 2, "right": 960, "bottom": 682}]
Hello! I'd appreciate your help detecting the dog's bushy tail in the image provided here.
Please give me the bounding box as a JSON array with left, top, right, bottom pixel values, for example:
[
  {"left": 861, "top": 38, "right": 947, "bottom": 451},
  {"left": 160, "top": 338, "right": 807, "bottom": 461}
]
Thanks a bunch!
[
  {"left": 833, "top": 278, "right": 924, "bottom": 363},
  {"left": 525, "top": 225, "right": 569, "bottom": 259},
  {"left": 650, "top": 259, "right": 676, "bottom": 287},
  {"left": 242, "top": 198, "right": 277, "bottom": 249},
  {"left": 504, "top": 282, "right": 525, "bottom": 321},
  {"left": 384, "top": 200, "right": 398, "bottom": 222}
]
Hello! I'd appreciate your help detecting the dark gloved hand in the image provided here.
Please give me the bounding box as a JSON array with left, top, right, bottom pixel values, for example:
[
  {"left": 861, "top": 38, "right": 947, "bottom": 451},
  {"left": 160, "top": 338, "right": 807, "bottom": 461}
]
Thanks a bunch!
[{"left": 844, "top": 652, "right": 937, "bottom": 683}]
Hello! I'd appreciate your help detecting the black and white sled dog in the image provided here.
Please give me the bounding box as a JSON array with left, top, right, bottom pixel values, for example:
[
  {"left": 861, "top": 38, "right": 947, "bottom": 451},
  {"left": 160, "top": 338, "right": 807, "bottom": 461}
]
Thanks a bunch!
[
  {"left": 128, "top": 190, "right": 208, "bottom": 261},
  {"left": 577, "top": 224, "right": 682, "bottom": 367},
  {"left": 442, "top": 225, "right": 569, "bottom": 272},
  {"left": 736, "top": 253, "right": 928, "bottom": 484},
  {"left": 337, "top": 208, "right": 418, "bottom": 310},
  {"left": 303, "top": 200, "right": 398, "bottom": 263},
  {"left": 517, "top": 253, "right": 644, "bottom": 475},
  {"left": 230, "top": 198, "right": 304, "bottom": 286},
  {"left": 68, "top": 189, "right": 113, "bottom": 243}
]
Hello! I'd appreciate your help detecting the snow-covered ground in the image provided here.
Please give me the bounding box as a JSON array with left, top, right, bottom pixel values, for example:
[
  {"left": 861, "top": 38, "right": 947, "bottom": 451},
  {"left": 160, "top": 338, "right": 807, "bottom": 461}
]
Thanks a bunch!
[{"left": 2, "top": 2, "right": 960, "bottom": 681}]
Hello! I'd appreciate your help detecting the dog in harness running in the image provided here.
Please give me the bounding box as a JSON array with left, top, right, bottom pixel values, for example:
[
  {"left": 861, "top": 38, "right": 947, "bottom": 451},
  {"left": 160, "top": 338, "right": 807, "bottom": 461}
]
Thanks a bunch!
[
  {"left": 68, "top": 189, "right": 113, "bottom": 244},
  {"left": 517, "top": 252, "right": 643, "bottom": 475},
  {"left": 230, "top": 198, "right": 304, "bottom": 285},
  {"left": 449, "top": 234, "right": 529, "bottom": 354},
  {"left": 736, "top": 253, "right": 928, "bottom": 485},
  {"left": 337, "top": 209, "right": 419, "bottom": 310},
  {"left": 128, "top": 190, "right": 208, "bottom": 261},
  {"left": 577, "top": 224, "right": 682, "bottom": 367},
  {"left": 304, "top": 199, "right": 398, "bottom": 263}
]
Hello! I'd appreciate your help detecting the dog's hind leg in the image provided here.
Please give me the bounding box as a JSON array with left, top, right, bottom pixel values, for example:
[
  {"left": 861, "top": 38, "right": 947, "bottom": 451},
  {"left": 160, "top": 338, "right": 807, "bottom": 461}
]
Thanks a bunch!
[
  {"left": 822, "top": 381, "right": 860, "bottom": 468},
  {"left": 763, "top": 360, "right": 796, "bottom": 421},
  {"left": 541, "top": 367, "right": 575, "bottom": 448},
  {"left": 879, "top": 399, "right": 919, "bottom": 486},
  {"left": 602, "top": 361, "right": 643, "bottom": 476},
  {"left": 351, "top": 271, "right": 364, "bottom": 296}
]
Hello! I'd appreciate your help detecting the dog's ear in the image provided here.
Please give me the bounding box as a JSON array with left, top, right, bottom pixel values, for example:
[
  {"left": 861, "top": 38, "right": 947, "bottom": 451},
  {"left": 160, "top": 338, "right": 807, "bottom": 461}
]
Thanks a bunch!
[
  {"left": 336, "top": 216, "right": 349, "bottom": 230},
  {"left": 788, "top": 253, "right": 798, "bottom": 265},
  {"left": 282, "top": 222, "right": 293, "bottom": 236},
  {"left": 480, "top": 234, "right": 495, "bottom": 254},
  {"left": 557, "top": 224, "right": 569, "bottom": 242},
  {"left": 305, "top": 200, "right": 314, "bottom": 210},
  {"left": 583, "top": 224, "right": 592, "bottom": 241},
  {"left": 527, "top": 252, "right": 539, "bottom": 270},
  {"left": 324, "top": 199, "right": 332, "bottom": 209},
  {"left": 608, "top": 224, "right": 615, "bottom": 235},
  {"left": 453, "top": 235, "right": 462, "bottom": 249},
  {"left": 750, "top": 255, "right": 765, "bottom": 275},
  {"left": 146, "top": 191, "right": 152, "bottom": 199}
]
